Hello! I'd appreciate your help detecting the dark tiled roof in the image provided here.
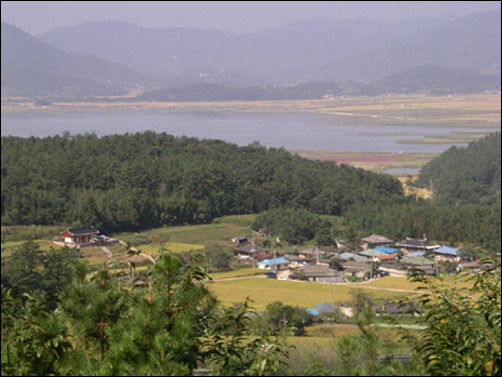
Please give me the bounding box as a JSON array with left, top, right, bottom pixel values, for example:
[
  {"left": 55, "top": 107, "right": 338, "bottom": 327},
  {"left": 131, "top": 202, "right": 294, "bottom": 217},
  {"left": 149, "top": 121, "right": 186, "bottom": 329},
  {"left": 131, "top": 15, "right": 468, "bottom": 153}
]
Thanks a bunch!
[
  {"left": 396, "top": 237, "right": 439, "bottom": 249},
  {"left": 64, "top": 228, "right": 99, "bottom": 235},
  {"left": 361, "top": 234, "right": 394, "bottom": 244},
  {"left": 284, "top": 254, "right": 305, "bottom": 262},
  {"left": 298, "top": 248, "right": 325, "bottom": 255},
  {"left": 300, "top": 265, "right": 339, "bottom": 277},
  {"left": 233, "top": 244, "right": 270, "bottom": 255}
]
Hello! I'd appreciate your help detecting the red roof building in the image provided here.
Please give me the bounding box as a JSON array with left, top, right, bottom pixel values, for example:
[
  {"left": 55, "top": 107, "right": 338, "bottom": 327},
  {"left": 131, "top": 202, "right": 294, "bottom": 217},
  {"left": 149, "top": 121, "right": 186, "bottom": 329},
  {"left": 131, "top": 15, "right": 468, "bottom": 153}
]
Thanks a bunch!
[{"left": 61, "top": 227, "right": 99, "bottom": 245}]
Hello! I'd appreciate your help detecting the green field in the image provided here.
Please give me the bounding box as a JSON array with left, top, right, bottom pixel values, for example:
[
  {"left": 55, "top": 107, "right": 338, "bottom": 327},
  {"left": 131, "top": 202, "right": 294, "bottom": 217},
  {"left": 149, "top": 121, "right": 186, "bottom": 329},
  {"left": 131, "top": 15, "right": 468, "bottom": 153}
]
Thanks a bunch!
[
  {"left": 1, "top": 239, "right": 64, "bottom": 258},
  {"left": 135, "top": 242, "right": 205, "bottom": 255},
  {"left": 210, "top": 268, "right": 267, "bottom": 279},
  {"left": 115, "top": 215, "right": 253, "bottom": 246}
]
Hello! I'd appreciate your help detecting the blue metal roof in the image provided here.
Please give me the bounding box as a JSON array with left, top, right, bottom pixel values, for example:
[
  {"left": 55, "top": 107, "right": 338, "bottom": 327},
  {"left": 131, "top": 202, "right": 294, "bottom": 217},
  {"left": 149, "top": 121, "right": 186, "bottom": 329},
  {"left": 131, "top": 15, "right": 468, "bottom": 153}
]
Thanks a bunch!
[
  {"left": 375, "top": 246, "right": 397, "bottom": 253},
  {"left": 303, "top": 308, "right": 319, "bottom": 316},
  {"left": 408, "top": 251, "right": 425, "bottom": 257},
  {"left": 433, "top": 245, "right": 459, "bottom": 255},
  {"left": 258, "top": 257, "right": 289, "bottom": 265}
]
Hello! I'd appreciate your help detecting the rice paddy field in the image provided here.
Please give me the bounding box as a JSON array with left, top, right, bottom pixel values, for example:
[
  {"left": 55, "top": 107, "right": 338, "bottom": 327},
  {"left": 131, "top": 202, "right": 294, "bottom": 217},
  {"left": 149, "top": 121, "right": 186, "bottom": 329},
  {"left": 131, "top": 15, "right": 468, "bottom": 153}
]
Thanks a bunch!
[{"left": 206, "top": 277, "right": 417, "bottom": 311}]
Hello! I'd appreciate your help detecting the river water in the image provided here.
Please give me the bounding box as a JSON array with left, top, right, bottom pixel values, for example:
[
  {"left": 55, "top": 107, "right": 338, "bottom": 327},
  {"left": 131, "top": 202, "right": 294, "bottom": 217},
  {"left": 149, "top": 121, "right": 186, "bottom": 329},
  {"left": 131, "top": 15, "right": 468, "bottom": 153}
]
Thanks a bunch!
[{"left": 0, "top": 111, "right": 494, "bottom": 154}]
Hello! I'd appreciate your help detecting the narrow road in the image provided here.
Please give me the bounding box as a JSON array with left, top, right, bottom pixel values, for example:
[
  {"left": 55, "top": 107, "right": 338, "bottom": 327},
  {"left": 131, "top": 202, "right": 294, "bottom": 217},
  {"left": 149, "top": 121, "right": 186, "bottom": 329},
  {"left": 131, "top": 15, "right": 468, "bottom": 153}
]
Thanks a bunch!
[{"left": 100, "top": 246, "right": 111, "bottom": 255}]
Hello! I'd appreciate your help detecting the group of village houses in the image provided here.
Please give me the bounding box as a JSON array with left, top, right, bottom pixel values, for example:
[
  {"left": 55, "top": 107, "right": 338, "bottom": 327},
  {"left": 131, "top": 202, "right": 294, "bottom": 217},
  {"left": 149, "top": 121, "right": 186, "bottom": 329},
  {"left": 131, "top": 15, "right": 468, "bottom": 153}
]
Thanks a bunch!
[
  {"left": 55, "top": 227, "right": 486, "bottom": 317},
  {"left": 55, "top": 227, "right": 477, "bottom": 284},
  {"left": 232, "top": 233, "right": 475, "bottom": 282}
]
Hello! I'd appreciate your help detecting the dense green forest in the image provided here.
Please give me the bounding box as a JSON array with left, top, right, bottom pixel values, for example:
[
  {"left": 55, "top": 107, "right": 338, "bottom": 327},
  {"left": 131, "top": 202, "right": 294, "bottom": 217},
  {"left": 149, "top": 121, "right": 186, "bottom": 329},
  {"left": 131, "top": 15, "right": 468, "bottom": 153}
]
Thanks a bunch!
[
  {"left": 0, "top": 131, "right": 404, "bottom": 232},
  {"left": 1, "top": 131, "right": 501, "bottom": 375},
  {"left": 417, "top": 132, "right": 501, "bottom": 205},
  {"left": 347, "top": 133, "right": 501, "bottom": 253},
  {"left": 2, "top": 131, "right": 501, "bottom": 252}
]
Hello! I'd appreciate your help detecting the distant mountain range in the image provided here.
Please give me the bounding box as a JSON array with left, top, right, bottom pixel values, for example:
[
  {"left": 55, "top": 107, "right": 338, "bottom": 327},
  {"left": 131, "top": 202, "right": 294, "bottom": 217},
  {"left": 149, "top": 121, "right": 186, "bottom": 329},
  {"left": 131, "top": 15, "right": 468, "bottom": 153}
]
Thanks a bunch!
[
  {"left": 1, "top": 22, "right": 153, "bottom": 97},
  {"left": 1, "top": 10, "right": 500, "bottom": 99}
]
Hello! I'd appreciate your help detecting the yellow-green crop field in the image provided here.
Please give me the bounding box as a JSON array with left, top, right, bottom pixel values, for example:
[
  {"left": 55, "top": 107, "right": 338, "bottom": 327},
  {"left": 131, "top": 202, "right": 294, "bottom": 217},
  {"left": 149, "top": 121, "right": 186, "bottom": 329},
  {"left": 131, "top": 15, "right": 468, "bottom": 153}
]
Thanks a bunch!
[
  {"left": 210, "top": 268, "right": 267, "bottom": 279},
  {"left": 206, "top": 278, "right": 415, "bottom": 311},
  {"left": 135, "top": 242, "right": 205, "bottom": 255},
  {"left": 1, "top": 239, "right": 64, "bottom": 258}
]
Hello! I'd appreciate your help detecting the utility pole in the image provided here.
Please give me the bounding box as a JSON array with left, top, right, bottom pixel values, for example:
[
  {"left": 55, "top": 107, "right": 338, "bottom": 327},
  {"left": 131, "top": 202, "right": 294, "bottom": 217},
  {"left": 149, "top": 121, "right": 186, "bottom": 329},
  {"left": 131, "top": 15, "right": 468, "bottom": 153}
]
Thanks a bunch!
[
  {"left": 273, "top": 247, "right": 277, "bottom": 273},
  {"left": 330, "top": 282, "right": 332, "bottom": 304},
  {"left": 251, "top": 231, "right": 256, "bottom": 276}
]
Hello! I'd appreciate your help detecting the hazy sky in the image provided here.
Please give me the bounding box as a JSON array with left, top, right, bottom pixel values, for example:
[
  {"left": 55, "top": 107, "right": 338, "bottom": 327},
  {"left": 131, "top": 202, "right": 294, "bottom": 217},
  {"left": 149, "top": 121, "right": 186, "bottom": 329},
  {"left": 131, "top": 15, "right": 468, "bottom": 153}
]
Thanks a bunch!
[{"left": 1, "top": 1, "right": 500, "bottom": 35}]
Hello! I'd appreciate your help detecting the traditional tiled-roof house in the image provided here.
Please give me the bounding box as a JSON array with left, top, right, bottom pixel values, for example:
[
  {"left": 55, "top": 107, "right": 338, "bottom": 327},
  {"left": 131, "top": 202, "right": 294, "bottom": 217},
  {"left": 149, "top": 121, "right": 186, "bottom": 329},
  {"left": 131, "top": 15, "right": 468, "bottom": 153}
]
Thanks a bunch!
[
  {"left": 299, "top": 265, "right": 345, "bottom": 283},
  {"left": 428, "top": 245, "right": 461, "bottom": 262},
  {"left": 395, "top": 237, "right": 440, "bottom": 253},
  {"left": 233, "top": 244, "right": 270, "bottom": 258},
  {"left": 361, "top": 234, "right": 394, "bottom": 246},
  {"left": 61, "top": 227, "right": 99, "bottom": 246}
]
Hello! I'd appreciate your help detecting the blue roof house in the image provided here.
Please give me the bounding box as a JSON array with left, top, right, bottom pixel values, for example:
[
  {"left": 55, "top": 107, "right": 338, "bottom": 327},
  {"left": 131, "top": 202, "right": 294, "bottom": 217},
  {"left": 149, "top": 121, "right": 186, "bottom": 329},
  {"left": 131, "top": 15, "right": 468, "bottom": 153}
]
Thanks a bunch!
[
  {"left": 257, "top": 256, "right": 290, "bottom": 270},
  {"left": 429, "top": 245, "right": 461, "bottom": 261}
]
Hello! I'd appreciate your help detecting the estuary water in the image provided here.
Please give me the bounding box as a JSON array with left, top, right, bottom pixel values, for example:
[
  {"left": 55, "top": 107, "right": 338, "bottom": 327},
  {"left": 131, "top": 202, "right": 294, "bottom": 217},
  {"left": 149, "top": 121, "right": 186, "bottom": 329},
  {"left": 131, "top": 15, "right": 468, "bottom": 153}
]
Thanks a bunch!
[{"left": 0, "top": 111, "right": 493, "bottom": 154}]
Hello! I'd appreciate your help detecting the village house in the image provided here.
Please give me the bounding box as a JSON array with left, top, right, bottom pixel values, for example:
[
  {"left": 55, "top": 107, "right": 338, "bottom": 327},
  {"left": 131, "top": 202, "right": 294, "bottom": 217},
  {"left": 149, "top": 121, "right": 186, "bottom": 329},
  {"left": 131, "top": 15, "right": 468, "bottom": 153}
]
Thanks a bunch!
[
  {"left": 257, "top": 256, "right": 290, "bottom": 270},
  {"left": 401, "top": 255, "right": 437, "bottom": 275},
  {"left": 373, "top": 301, "right": 421, "bottom": 316},
  {"left": 340, "top": 260, "right": 370, "bottom": 278},
  {"left": 378, "top": 259, "right": 408, "bottom": 276},
  {"left": 358, "top": 248, "right": 393, "bottom": 261},
  {"left": 428, "top": 245, "right": 461, "bottom": 262},
  {"left": 297, "top": 247, "right": 325, "bottom": 261},
  {"left": 231, "top": 236, "right": 247, "bottom": 244},
  {"left": 361, "top": 234, "right": 394, "bottom": 248},
  {"left": 395, "top": 236, "right": 440, "bottom": 254},
  {"left": 57, "top": 227, "right": 102, "bottom": 248},
  {"left": 62, "top": 227, "right": 99, "bottom": 244},
  {"left": 283, "top": 254, "right": 308, "bottom": 267},
  {"left": 298, "top": 264, "right": 345, "bottom": 283},
  {"left": 233, "top": 244, "right": 270, "bottom": 260},
  {"left": 338, "top": 252, "right": 368, "bottom": 263}
]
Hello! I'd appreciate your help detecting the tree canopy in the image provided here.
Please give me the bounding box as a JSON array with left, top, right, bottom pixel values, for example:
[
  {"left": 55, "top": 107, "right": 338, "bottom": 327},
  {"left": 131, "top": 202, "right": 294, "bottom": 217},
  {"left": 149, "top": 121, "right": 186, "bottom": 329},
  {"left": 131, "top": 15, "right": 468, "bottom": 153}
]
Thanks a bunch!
[
  {"left": 417, "top": 132, "right": 501, "bottom": 205},
  {"left": 1, "top": 131, "right": 405, "bottom": 232}
]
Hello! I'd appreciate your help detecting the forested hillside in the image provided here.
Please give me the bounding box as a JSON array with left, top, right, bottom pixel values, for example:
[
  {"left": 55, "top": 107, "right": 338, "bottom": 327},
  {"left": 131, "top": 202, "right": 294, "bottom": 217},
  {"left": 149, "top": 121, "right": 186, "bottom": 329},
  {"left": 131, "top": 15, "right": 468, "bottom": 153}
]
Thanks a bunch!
[
  {"left": 0, "top": 132, "right": 404, "bottom": 232},
  {"left": 346, "top": 133, "right": 501, "bottom": 253},
  {"left": 417, "top": 132, "right": 501, "bottom": 205}
]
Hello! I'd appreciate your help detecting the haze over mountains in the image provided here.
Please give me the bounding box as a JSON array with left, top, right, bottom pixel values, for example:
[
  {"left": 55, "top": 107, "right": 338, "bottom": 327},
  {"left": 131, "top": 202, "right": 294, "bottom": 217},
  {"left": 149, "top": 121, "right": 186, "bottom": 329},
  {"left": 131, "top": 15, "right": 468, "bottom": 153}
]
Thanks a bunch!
[{"left": 1, "top": 10, "right": 500, "bottom": 99}]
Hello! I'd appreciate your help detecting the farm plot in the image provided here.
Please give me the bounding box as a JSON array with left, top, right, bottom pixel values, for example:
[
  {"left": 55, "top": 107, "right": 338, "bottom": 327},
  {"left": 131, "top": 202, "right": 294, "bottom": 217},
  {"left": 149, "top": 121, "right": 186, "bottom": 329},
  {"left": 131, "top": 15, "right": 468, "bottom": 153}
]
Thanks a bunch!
[{"left": 207, "top": 278, "right": 415, "bottom": 311}]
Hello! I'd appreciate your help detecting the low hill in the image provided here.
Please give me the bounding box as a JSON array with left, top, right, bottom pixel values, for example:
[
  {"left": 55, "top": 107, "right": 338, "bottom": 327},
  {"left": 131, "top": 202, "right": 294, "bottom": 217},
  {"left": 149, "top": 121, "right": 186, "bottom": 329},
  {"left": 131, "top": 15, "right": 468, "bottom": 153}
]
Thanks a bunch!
[
  {"left": 417, "top": 132, "right": 501, "bottom": 205},
  {"left": 135, "top": 66, "right": 500, "bottom": 102},
  {"left": 1, "top": 132, "right": 405, "bottom": 232},
  {"left": 367, "top": 65, "right": 501, "bottom": 95}
]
